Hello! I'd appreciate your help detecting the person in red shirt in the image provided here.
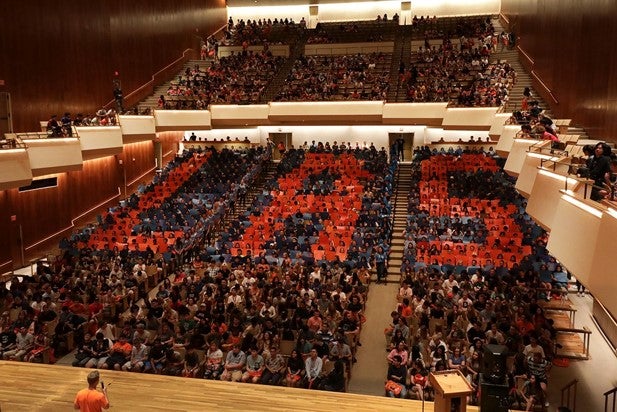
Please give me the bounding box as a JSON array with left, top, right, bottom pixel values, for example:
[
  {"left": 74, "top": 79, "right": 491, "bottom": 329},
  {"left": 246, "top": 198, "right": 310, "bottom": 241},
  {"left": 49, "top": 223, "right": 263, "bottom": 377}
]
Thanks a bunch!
[
  {"left": 74, "top": 370, "right": 109, "bottom": 412},
  {"left": 88, "top": 298, "right": 103, "bottom": 320},
  {"left": 515, "top": 314, "right": 536, "bottom": 336}
]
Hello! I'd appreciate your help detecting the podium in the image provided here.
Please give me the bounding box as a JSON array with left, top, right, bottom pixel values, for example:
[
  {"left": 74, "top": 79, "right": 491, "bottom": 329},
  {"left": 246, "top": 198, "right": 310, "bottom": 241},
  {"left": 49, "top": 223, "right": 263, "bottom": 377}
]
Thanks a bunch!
[{"left": 429, "top": 370, "right": 474, "bottom": 412}]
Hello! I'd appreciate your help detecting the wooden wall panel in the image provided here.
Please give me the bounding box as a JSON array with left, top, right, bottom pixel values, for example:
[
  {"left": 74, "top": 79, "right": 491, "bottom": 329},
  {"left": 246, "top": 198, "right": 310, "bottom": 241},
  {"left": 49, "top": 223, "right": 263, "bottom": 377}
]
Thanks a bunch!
[
  {"left": 159, "top": 131, "right": 183, "bottom": 163},
  {"left": 501, "top": 0, "right": 617, "bottom": 143},
  {"left": 5, "top": 156, "right": 122, "bottom": 264},
  {"left": 0, "top": 191, "right": 13, "bottom": 273},
  {"left": 7, "top": 174, "right": 72, "bottom": 253},
  {"left": 65, "top": 157, "right": 123, "bottom": 221},
  {"left": 0, "top": 0, "right": 226, "bottom": 132},
  {"left": 121, "top": 141, "right": 156, "bottom": 189},
  {"left": 0, "top": 145, "right": 158, "bottom": 269}
]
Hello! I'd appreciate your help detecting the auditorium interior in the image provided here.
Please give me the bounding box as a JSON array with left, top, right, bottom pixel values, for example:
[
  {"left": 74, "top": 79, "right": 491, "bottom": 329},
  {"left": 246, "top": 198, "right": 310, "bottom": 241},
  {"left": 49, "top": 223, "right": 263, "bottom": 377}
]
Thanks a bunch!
[{"left": 0, "top": 0, "right": 617, "bottom": 411}]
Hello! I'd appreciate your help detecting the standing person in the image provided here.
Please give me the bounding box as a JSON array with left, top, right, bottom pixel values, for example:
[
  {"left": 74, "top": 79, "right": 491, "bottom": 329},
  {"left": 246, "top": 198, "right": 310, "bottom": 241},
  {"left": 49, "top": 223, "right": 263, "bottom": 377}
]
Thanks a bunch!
[
  {"left": 500, "top": 31, "right": 509, "bottom": 51},
  {"left": 575, "top": 280, "right": 586, "bottom": 298},
  {"left": 113, "top": 86, "right": 124, "bottom": 113},
  {"left": 61, "top": 113, "right": 73, "bottom": 137},
  {"left": 374, "top": 245, "right": 388, "bottom": 284},
  {"left": 266, "top": 137, "right": 275, "bottom": 157},
  {"left": 73, "top": 370, "right": 109, "bottom": 411},
  {"left": 397, "top": 138, "right": 405, "bottom": 161}
]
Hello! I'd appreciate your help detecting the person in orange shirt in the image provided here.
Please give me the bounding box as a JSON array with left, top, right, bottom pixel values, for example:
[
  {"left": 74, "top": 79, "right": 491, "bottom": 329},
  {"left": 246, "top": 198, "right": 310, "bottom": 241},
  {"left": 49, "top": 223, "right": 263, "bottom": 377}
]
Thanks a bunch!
[
  {"left": 74, "top": 370, "right": 109, "bottom": 412},
  {"left": 399, "top": 298, "right": 413, "bottom": 318},
  {"left": 101, "top": 336, "right": 132, "bottom": 370},
  {"left": 307, "top": 311, "right": 323, "bottom": 333}
]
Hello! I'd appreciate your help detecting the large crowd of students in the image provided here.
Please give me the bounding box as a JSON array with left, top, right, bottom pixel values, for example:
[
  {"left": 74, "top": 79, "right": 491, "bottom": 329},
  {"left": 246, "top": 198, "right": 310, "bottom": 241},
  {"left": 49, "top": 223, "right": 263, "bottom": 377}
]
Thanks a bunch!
[
  {"left": 275, "top": 53, "right": 391, "bottom": 102},
  {"left": 383, "top": 148, "right": 565, "bottom": 409},
  {"left": 0, "top": 146, "right": 267, "bottom": 362},
  {"left": 0, "top": 142, "right": 398, "bottom": 395},
  {"left": 162, "top": 52, "right": 285, "bottom": 108},
  {"left": 151, "top": 14, "right": 516, "bottom": 109},
  {"left": 0, "top": 136, "right": 597, "bottom": 409},
  {"left": 402, "top": 44, "right": 515, "bottom": 106},
  {"left": 221, "top": 17, "right": 305, "bottom": 47},
  {"left": 1, "top": 13, "right": 589, "bottom": 409}
]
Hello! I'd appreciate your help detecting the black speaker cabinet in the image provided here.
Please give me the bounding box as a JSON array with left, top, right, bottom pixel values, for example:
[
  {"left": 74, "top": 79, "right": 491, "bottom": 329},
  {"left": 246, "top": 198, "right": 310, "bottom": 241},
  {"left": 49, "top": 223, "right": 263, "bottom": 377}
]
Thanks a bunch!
[
  {"left": 482, "top": 344, "right": 508, "bottom": 384},
  {"left": 480, "top": 373, "right": 510, "bottom": 412}
]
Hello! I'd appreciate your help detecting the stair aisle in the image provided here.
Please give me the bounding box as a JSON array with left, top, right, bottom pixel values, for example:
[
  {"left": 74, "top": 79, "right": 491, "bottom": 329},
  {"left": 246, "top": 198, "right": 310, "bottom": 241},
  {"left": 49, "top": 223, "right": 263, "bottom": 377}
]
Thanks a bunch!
[
  {"left": 492, "top": 17, "right": 590, "bottom": 140},
  {"left": 208, "top": 159, "right": 276, "bottom": 244},
  {"left": 348, "top": 161, "right": 410, "bottom": 395},
  {"left": 259, "top": 30, "right": 309, "bottom": 103},
  {"left": 137, "top": 59, "right": 214, "bottom": 112},
  {"left": 387, "top": 162, "right": 413, "bottom": 284},
  {"left": 386, "top": 27, "right": 405, "bottom": 102}
]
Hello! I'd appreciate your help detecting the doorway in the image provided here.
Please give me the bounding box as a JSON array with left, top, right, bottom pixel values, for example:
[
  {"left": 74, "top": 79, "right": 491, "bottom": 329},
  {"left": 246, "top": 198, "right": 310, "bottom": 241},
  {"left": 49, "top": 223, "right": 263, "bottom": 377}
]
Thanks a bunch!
[
  {"left": 269, "top": 132, "right": 292, "bottom": 160},
  {"left": 388, "top": 132, "right": 414, "bottom": 162}
]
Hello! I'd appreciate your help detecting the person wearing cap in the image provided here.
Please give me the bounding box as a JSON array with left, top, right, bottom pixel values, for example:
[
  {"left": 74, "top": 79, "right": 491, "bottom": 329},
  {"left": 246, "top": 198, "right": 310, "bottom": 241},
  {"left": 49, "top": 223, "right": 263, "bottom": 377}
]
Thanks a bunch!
[{"left": 74, "top": 370, "right": 109, "bottom": 411}]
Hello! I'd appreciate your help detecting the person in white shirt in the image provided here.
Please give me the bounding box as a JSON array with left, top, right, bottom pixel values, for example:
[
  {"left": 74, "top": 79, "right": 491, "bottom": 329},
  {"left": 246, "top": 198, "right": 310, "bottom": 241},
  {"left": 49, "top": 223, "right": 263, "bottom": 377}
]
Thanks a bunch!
[
  {"left": 226, "top": 287, "right": 243, "bottom": 308},
  {"left": 398, "top": 283, "right": 413, "bottom": 302},
  {"left": 132, "top": 258, "right": 146, "bottom": 276},
  {"left": 96, "top": 320, "right": 116, "bottom": 343},
  {"left": 309, "top": 268, "right": 321, "bottom": 282},
  {"left": 485, "top": 323, "right": 505, "bottom": 345},
  {"left": 442, "top": 274, "right": 459, "bottom": 295},
  {"left": 259, "top": 301, "right": 276, "bottom": 319},
  {"left": 522, "top": 336, "right": 545, "bottom": 359},
  {"left": 304, "top": 348, "right": 323, "bottom": 389},
  {"left": 457, "top": 292, "right": 473, "bottom": 312},
  {"left": 331, "top": 286, "right": 347, "bottom": 304}
]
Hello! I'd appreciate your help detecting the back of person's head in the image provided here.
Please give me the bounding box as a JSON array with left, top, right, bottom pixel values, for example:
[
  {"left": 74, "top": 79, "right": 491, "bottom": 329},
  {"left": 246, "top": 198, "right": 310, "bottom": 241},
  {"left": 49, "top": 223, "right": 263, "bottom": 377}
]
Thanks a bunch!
[{"left": 87, "top": 370, "right": 100, "bottom": 386}]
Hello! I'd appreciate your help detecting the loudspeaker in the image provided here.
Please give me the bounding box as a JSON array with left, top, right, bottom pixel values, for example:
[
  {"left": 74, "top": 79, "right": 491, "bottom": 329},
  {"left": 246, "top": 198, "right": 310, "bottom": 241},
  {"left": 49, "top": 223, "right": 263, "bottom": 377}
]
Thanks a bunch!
[
  {"left": 482, "top": 344, "right": 507, "bottom": 384},
  {"left": 480, "top": 373, "right": 510, "bottom": 412}
]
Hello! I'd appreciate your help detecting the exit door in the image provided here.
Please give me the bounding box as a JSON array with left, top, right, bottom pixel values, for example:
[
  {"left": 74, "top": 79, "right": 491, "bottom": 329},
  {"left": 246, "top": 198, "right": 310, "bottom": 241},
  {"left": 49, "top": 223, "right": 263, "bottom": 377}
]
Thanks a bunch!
[
  {"left": 269, "top": 133, "right": 292, "bottom": 160},
  {"left": 388, "top": 133, "right": 414, "bottom": 161}
]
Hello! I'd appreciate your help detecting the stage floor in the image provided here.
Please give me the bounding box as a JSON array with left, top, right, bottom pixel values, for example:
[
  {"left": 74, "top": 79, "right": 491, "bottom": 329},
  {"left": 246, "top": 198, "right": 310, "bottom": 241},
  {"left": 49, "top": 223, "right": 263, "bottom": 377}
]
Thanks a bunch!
[{"left": 0, "top": 361, "right": 482, "bottom": 411}]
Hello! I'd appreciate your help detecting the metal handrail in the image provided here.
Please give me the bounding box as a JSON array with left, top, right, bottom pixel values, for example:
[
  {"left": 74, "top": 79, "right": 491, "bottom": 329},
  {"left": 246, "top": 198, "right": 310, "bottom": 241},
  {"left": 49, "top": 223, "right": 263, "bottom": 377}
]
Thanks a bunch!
[
  {"left": 561, "top": 378, "right": 578, "bottom": 412},
  {"left": 604, "top": 386, "right": 617, "bottom": 412}
]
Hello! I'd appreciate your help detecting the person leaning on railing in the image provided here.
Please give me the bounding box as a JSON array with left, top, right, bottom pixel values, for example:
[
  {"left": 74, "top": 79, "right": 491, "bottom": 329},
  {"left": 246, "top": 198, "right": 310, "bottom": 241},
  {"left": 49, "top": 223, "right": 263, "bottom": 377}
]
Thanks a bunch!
[{"left": 588, "top": 142, "right": 612, "bottom": 201}]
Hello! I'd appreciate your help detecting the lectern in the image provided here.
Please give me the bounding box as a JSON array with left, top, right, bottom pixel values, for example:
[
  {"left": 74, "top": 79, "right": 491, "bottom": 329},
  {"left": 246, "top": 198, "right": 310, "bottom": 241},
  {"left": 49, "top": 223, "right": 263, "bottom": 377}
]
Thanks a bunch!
[{"left": 429, "top": 369, "right": 474, "bottom": 412}]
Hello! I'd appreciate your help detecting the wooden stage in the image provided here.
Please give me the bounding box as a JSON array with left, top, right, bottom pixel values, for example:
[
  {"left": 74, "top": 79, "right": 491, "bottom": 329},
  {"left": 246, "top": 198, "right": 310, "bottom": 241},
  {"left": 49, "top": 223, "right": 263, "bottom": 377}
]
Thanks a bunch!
[{"left": 0, "top": 361, "right": 481, "bottom": 411}]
